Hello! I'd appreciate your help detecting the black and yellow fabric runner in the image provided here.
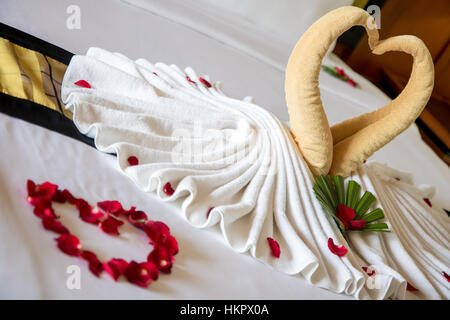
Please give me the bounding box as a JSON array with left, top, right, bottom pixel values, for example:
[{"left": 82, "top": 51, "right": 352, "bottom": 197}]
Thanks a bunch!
[{"left": 0, "top": 22, "right": 93, "bottom": 146}]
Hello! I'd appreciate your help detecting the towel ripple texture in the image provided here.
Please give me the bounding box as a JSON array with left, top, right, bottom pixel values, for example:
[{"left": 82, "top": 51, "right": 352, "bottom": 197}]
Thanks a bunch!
[{"left": 61, "top": 48, "right": 449, "bottom": 299}]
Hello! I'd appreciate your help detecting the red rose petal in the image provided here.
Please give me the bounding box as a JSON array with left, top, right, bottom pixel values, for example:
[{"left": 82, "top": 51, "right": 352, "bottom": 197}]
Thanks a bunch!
[
  {"left": 186, "top": 76, "right": 196, "bottom": 84},
  {"left": 406, "top": 282, "right": 419, "bottom": 292},
  {"left": 336, "top": 215, "right": 349, "bottom": 229},
  {"left": 163, "top": 182, "right": 175, "bottom": 196},
  {"left": 35, "top": 181, "right": 58, "bottom": 197},
  {"left": 56, "top": 234, "right": 81, "bottom": 256},
  {"left": 347, "top": 79, "right": 357, "bottom": 87},
  {"left": 33, "top": 200, "right": 57, "bottom": 219},
  {"left": 157, "top": 234, "right": 179, "bottom": 256},
  {"left": 99, "top": 215, "right": 124, "bottom": 235},
  {"left": 74, "top": 80, "right": 91, "bottom": 88},
  {"left": 127, "top": 156, "right": 139, "bottom": 166},
  {"left": 26, "top": 179, "right": 36, "bottom": 195},
  {"left": 124, "top": 206, "right": 137, "bottom": 215},
  {"left": 52, "top": 190, "right": 67, "bottom": 203},
  {"left": 337, "top": 204, "right": 356, "bottom": 222},
  {"left": 81, "top": 250, "right": 104, "bottom": 277},
  {"left": 348, "top": 219, "right": 366, "bottom": 230},
  {"left": 97, "top": 200, "right": 123, "bottom": 216},
  {"left": 328, "top": 237, "right": 348, "bottom": 257},
  {"left": 206, "top": 207, "right": 214, "bottom": 218},
  {"left": 443, "top": 272, "right": 450, "bottom": 282},
  {"left": 267, "top": 237, "right": 281, "bottom": 258},
  {"left": 62, "top": 189, "right": 78, "bottom": 204},
  {"left": 103, "top": 258, "right": 129, "bottom": 281},
  {"left": 125, "top": 261, "right": 158, "bottom": 287},
  {"left": 27, "top": 180, "right": 58, "bottom": 203},
  {"left": 362, "top": 266, "right": 376, "bottom": 277},
  {"left": 147, "top": 245, "right": 174, "bottom": 273},
  {"left": 76, "top": 199, "right": 104, "bottom": 224},
  {"left": 423, "top": 198, "right": 432, "bottom": 208},
  {"left": 334, "top": 66, "right": 346, "bottom": 77},
  {"left": 42, "top": 217, "right": 69, "bottom": 234},
  {"left": 128, "top": 210, "right": 148, "bottom": 224},
  {"left": 144, "top": 221, "right": 170, "bottom": 244},
  {"left": 199, "top": 77, "right": 212, "bottom": 88}
]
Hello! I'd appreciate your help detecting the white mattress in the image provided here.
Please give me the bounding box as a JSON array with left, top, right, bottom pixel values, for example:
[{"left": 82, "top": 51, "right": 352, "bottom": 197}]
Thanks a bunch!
[{"left": 0, "top": 0, "right": 448, "bottom": 299}]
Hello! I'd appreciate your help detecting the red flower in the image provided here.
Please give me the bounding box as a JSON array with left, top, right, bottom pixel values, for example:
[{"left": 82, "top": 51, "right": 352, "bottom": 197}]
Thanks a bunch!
[
  {"left": 127, "top": 156, "right": 139, "bottom": 166},
  {"left": 76, "top": 199, "right": 104, "bottom": 224},
  {"left": 206, "top": 207, "right": 214, "bottom": 218},
  {"left": 56, "top": 234, "right": 82, "bottom": 256},
  {"left": 336, "top": 204, "right": 366, "bottom": 230},
  {"left": 336, "top": 204, "right": 355, "bottom": 229},
  {"left": 362, "top": 266, "right": 376, "bottom": 277},
  {"left": 103, "top": 258, "right": 129, "bottom": 281},
  {"left": 443, "top": 272, "right": 450, "bottom": 282},
  {"left": 186, "top": 76, "right": 196, "bottom": 84},
  {"left": 199, "top": 77, "right": 212, "bottom": 88},
  {"left": 99, "top": 215, "right": 124, "bottom": 235},
  {"left": 423, "top": 198, "right": 432, "bottom": 208},
  {"left": 125, "top": 261, "right": 159, "bottom": 287},
  {"left": 406, "top": 282, "right": 419, "bottom": 292},
  {"left": 97, "top": 200, "right": 123, "bottom": 216},
  {"left": 267, "top": 237, "right": 281, "bottom": 258},
  {"left": 328, "top": 237, "right": 348, "bottom": 257},
  {"left": 147, "top": 245, "right": 174, "bottom": 273},
  {"left": 81, "top": 250, "right": 104, "bottom": 277},
  {"left": 74, "top": 80, "right": 91, "bottom": 88},
  {"left": 163, "top": 182, "right": 175, "bottom": 196},
  {"left": 42, "top": 217, "right": 69, "bottom": 234},
  {"left": 33, "top": 200, "right": 57, "bottom": 219}
]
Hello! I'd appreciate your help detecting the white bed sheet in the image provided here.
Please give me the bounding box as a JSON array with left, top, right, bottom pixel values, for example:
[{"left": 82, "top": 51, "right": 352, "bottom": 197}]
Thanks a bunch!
[{"left": 0, "top": 0, "right": 448, "bottom": 299}]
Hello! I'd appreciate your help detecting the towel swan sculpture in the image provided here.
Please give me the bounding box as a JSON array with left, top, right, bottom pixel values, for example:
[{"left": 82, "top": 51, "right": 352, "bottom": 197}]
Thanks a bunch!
[{"left": 62, "top": 7, "right": 448, "bottom": 299}]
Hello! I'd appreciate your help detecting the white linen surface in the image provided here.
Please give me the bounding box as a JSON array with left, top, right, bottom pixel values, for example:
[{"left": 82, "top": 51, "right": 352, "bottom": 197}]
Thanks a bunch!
[
  {"left": 1, "top": 0, "right": 449, "bottom": 299},
  {"left": 121, "top": 0, "right": 353, "bottom": 69},
  {"left": 60, "top": 47, "right": 450, "bottom": 299},
  {"left": 192, "top": 0, "right": 354, "bottom": 46}
]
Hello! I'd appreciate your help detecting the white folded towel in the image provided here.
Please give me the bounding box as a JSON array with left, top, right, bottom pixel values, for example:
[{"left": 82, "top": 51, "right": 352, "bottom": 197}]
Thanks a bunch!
[{"left": 61, "top": 48, "right": 449, "bottom": 299}]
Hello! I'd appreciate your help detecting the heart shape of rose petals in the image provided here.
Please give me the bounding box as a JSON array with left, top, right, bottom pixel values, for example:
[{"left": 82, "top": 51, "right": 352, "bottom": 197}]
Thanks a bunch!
[{"left": 26, "top": 180, "right": 179, "bottom": 288}]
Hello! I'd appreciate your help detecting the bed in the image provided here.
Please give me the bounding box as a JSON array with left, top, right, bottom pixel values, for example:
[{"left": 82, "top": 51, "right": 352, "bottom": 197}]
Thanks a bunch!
[{"left": 0, "top": 0, "right": 448, "bottom": 299}]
